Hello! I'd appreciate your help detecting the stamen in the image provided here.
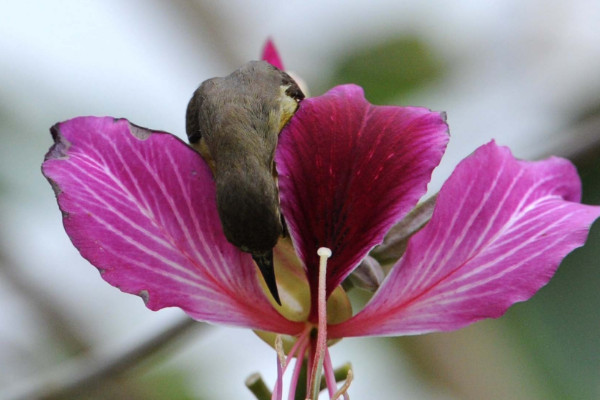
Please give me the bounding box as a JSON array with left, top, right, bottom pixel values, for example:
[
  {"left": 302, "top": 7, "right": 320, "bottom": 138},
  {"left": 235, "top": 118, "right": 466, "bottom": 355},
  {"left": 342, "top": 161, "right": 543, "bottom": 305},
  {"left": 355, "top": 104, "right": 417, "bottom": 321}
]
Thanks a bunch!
[
  {"left": 323, "top": 348, "right": 337, "bottom": 397},
  {"left": 286, "top": 328, "right": 311, "bottom": 365},
  {"left": 306, "top": 336, "right": 315, "bottom": 396},
  {"left": 272, "top": 338, "right": 283, "bottom": 400},
  {"left": 275, "top": 335, "right": 286, "bottom": 369},
  {"left": 308, "top": 247, "right": 332, "bottom": 399},
  {"left": 332, "top": 369, "right": 353, "bottom": 400},
  {"left": 272, "top": 334, "right": 294, "bottom": 400},
  {"left": 268, "top": 329, "right": 312, "bottom": 400},
  {"left": 288, "top": 337, "right": 309, "bottom": 400}
]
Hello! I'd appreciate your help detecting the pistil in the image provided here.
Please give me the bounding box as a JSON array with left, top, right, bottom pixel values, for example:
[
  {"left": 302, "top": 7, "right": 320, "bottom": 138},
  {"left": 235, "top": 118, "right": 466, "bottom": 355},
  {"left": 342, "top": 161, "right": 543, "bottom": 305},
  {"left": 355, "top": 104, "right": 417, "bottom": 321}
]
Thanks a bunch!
[{"left": 308, "top": 247, "right": 332, "bottom": 399}]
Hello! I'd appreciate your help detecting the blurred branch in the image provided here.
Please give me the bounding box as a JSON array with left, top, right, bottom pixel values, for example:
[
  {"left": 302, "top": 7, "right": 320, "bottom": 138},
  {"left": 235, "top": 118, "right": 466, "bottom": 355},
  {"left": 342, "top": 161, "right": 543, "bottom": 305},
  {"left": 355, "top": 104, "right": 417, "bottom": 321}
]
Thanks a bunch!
[
  {"left": 3, "top": 316, "right": 205, "bottom": 400},
  {"left": 0, "top": 251, "right": 90, "bottom": 355},
  {"left": 548, "top": 114, "right": 600, "bottom": 161},
  {"left": 165, "top": 0, "right": 244, "bottom": 68},
  {"left": 188, "top": 0, "right": 243, "bottom": 65}
]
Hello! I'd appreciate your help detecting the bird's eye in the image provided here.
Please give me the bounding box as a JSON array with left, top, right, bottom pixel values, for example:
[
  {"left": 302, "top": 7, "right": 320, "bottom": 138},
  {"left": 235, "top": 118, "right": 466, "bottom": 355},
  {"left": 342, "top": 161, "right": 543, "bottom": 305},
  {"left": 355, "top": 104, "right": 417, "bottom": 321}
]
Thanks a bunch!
[{"left": 188, "top": 130, "right": 202, "bottom": 144}]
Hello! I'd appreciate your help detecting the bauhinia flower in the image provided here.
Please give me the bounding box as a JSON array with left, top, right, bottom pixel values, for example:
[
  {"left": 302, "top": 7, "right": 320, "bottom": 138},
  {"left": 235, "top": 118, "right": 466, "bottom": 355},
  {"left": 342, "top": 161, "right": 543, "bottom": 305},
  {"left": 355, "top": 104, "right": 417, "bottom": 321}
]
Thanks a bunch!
[{"left": 42, "top": 41, "right": 600, "bottom": 399}]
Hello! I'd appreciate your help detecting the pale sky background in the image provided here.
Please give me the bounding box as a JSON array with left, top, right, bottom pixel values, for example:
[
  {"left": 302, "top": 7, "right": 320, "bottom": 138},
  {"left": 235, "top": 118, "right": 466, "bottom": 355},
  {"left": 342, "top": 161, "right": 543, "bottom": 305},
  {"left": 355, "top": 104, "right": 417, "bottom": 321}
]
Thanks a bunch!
[{"left": 1, "top": 1, "right": 599, "bottom": 399}]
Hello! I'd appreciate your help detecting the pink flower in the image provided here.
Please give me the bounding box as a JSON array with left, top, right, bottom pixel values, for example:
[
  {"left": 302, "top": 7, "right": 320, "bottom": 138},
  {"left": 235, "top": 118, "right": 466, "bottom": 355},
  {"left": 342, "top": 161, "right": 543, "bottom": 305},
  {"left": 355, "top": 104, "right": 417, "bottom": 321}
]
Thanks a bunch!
[{"left": 42, "top": 41, "right": 600, "bottom": 399}]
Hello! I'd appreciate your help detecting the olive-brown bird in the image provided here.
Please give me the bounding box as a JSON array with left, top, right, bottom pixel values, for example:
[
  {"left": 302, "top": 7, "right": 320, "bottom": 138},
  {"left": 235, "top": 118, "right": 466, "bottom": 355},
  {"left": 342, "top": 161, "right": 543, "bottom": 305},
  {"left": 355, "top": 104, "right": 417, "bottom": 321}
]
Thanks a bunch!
[{"left": 185, "top": 60, "right": 304, "bottom": 305}]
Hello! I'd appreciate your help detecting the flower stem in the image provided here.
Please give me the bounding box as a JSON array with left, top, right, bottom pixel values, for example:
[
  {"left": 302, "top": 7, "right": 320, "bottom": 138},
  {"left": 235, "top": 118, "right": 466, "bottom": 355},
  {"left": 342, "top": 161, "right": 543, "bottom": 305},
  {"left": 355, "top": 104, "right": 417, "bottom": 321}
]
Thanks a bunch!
[{"left": 246, "top": 373, "right": 272, "bottom": 400}]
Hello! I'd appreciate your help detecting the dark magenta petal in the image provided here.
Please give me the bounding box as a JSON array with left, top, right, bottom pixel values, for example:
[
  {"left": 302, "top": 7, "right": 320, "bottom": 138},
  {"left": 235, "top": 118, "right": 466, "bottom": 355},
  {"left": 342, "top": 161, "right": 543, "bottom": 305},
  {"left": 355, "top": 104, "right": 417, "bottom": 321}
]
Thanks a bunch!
[
  {"left": 331, "top": 142, "right": 600, "bottom": 338},
  {"left": 42, "top": 117, "right": 302, "bottom": 334},
  {"left": 276, "top": 84, "right": 449, "bottom": 301},
  {"left": 262, "top": 38, "right": 284, "bottom": 70}
]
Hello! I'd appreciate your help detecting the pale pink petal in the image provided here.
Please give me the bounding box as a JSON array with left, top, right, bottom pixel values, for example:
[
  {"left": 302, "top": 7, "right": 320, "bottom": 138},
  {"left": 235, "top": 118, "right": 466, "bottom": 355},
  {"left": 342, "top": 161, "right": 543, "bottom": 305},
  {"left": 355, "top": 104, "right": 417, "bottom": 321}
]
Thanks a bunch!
[
  {"left": 276, "top": 84, "right": 449, "bottom": 304},
  {"left": 262, "top": 38, "right": 284, "bottom": 70},
  {"left": 331, "top": 141, "right": 600, "bottom": 338},
  {"left": 43, "top": 117, "right": 302, "bottom": 334}
]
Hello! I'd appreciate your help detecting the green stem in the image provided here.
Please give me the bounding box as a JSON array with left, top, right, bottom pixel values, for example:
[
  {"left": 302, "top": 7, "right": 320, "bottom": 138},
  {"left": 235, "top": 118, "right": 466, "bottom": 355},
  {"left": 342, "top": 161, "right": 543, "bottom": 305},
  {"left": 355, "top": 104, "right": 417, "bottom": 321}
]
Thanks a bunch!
[{"left": 246, "top": 373, "right": 272, "bottom": 400}]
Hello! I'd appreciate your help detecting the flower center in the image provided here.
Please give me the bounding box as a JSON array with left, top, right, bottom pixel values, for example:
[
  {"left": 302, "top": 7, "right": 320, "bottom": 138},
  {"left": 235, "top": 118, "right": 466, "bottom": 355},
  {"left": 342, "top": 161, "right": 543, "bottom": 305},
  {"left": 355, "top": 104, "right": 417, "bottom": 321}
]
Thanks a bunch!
[
  {"left": 255, "top": 237, "right": 352, "bottom": 329},
  {"left": 258, "top": 247, "right": 352, "bottom": 400}
]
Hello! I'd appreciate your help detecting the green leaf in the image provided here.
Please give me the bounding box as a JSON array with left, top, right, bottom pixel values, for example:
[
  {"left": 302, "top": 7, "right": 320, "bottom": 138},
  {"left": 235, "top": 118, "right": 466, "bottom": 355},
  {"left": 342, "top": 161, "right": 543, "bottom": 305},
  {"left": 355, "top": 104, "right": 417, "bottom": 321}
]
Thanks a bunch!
[{"left": 330, "top": 36, "right": 445, "bottom": 104}]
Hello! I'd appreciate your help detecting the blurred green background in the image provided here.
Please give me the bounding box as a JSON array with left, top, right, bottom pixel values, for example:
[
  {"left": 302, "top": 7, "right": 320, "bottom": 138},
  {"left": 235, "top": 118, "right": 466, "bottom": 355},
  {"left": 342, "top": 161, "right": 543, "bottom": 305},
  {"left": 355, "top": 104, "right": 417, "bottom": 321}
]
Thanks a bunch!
[{"left": 1, "top": 1, "right": 599, "bottom": 399}]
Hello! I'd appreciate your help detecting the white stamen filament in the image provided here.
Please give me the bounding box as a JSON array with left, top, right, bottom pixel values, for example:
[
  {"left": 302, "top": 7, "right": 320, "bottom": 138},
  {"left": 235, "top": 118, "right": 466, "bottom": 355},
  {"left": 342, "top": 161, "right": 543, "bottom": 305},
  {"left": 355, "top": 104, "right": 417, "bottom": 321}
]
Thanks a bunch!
[{"left": 309, "top": 247, "right": 332, "bottom": 400}]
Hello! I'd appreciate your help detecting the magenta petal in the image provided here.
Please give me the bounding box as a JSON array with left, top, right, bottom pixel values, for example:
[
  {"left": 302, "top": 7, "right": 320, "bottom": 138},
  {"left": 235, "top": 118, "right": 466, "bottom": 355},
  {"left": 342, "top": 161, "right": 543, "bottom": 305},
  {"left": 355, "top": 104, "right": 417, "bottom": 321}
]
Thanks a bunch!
[
  {"left": 42, "top": 117, "right": 301, "bottom": 334},
  {"left": 276, "top": 84, "right": 449, "bottom": 300},
  {"left": 261, "top": 38, "right": 284, "bottom": 70},
  {"left": 331, "top": 141, "right": 600, "bottom": 338}
]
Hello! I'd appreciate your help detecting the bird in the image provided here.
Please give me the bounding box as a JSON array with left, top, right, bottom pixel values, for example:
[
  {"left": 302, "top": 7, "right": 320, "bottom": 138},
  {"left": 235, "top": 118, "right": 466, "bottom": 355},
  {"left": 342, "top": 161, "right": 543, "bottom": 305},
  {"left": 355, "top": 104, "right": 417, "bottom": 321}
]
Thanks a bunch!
[{"left": 185, "top": 60, "right": 304, "bottom": 305}]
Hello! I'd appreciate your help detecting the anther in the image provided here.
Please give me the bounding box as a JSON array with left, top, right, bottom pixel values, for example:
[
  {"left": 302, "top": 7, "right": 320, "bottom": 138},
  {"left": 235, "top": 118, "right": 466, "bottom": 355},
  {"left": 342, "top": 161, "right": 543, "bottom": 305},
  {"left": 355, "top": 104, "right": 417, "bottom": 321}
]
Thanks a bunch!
[{"left": 274, "top": 335, "right": 286, "bottom": 369}]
